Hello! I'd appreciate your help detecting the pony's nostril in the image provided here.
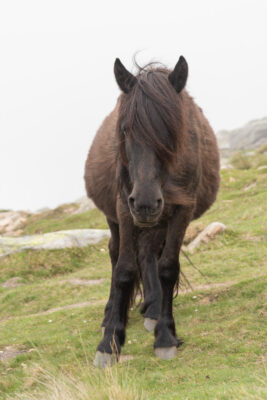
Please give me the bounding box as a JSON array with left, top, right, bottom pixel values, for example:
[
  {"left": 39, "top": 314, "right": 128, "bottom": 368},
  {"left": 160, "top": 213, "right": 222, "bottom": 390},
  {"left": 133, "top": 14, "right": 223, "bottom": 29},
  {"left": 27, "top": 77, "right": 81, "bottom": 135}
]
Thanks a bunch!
[
  {"left": 129, "top": 196, "right": 135, "bottom": 208},
  {"left": 156, "top": 198, "right": 163, "bottom": 209}
]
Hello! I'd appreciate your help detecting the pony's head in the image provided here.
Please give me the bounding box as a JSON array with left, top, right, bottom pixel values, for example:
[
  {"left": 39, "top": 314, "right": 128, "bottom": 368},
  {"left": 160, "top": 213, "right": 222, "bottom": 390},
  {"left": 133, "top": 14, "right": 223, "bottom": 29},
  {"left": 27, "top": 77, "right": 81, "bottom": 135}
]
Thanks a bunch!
[{"left": 115, "top": 56, "right": 188, "bottom": 227}]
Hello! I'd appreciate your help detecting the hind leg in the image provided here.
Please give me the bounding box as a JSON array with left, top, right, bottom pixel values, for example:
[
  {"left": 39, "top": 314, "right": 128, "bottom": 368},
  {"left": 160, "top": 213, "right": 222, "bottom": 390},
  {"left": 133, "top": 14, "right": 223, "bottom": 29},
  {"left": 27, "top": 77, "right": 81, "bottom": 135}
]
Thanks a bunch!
[
  {"left": 139, "top": 231, "right": 165, "bottom": 331},
  {"left": 101, "top": 218, "right": 119, "bottom": 333}
]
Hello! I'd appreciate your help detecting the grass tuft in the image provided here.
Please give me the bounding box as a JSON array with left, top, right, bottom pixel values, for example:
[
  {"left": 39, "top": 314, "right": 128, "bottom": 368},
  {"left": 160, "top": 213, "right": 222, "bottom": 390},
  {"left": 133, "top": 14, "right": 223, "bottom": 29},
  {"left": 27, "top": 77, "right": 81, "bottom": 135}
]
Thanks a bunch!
[{"left": 7, "top": 364, "right": 146, "bottom": 400}]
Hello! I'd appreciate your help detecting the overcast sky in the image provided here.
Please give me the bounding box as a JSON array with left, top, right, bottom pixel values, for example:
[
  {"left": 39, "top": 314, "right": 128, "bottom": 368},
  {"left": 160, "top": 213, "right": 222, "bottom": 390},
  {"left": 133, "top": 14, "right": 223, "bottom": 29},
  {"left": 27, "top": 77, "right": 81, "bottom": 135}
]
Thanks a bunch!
[{"left": 1, "top": 0, "right": 266, "bottom": 211}]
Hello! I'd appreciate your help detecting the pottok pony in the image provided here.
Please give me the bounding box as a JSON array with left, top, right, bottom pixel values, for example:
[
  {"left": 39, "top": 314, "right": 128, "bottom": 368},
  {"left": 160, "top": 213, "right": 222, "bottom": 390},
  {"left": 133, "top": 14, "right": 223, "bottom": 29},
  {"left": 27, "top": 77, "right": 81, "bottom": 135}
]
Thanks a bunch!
[{"left": 84, "top": 55, "right": 220, "bottom": 368}]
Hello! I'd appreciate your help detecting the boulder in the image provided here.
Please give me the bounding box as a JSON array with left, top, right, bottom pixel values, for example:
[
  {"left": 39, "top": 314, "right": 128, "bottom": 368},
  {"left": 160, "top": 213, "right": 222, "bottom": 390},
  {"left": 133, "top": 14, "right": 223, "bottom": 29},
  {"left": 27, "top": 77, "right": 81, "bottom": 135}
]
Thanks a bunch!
[
  {"left": 0, "top": 229, "right": 111, "bottom": 258},
  {"left": 217, "top": 116, "right": 267, "bottom": 152},
  {"left": 187, "top": 222, "right": 226, "bottom": 253},
  {"left": 74, "top": 196, "right": 96, "bottom": 214},
  {"left": 0, "top": 211, "right": 29, "bottom": 236}
]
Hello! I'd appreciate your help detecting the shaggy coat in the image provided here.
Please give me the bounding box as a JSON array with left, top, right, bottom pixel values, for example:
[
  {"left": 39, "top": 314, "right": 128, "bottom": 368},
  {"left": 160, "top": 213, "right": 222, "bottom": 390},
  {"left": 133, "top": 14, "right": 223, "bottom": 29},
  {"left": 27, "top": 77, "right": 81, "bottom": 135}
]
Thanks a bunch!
[{"left": 84, "top": 56, "right": 220, "bottom": 366}]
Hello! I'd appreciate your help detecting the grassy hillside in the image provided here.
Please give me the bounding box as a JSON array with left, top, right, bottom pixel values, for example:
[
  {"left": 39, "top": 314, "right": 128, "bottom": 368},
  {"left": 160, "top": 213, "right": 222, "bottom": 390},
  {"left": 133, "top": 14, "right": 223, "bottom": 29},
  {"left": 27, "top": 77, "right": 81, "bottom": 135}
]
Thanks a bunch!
[
  {"left": 22, "top": 206, "right": 107, "bottom": 235},
  {"left": 0, "top": 164, "right": 266, "bottom": 399}
]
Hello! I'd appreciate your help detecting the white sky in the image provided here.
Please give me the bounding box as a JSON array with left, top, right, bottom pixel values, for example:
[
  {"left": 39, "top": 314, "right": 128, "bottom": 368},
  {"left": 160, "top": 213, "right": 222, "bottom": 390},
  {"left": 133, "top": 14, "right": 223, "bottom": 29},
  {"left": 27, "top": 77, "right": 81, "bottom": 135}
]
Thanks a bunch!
[{"left": 1, "top": 0, "right": 266, "bottom": 211}]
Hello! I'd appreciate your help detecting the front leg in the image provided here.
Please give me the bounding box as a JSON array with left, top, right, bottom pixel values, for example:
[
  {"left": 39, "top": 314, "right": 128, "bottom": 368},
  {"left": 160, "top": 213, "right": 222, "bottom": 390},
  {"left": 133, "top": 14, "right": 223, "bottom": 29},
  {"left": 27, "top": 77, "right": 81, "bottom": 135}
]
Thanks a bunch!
[
  {"left": 101, "top": 218, "right": 119, "bottom": 333},
  {"left": 154, "top": 206, "right": 193, "bottom": 359},
  {"left": 94, "top": 202, "right": 137, "bottom": 368}
]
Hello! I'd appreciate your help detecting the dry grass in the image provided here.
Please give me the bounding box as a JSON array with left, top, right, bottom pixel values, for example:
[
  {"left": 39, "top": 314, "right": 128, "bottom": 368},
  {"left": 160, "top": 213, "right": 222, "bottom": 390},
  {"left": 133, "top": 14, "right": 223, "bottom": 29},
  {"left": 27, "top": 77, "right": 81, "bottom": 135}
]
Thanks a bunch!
[
  {"left": 7, "top": 365, "right": 146, "bottom": 400},
  {"left": 230, "top": 151, "right": 252, "bottom": 169},
  {"left": 225, "top": 375, "right": 267, "bottom": 400}
]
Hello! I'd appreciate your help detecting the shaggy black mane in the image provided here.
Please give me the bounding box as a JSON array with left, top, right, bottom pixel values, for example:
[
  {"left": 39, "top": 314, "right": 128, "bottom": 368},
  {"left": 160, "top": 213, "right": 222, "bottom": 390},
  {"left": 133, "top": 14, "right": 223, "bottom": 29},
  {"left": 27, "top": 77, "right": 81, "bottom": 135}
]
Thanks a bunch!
[{"left": 117, "top": 64, "right": 185, "bottom": 166}]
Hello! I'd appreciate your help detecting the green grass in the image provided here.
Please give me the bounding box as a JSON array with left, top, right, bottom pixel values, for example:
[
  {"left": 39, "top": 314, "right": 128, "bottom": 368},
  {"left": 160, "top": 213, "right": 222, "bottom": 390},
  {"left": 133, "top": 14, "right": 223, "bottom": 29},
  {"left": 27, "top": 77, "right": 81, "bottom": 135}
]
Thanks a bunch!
[
  {"left": 229, "top": 147, "right": 267, "bottom": 170},
  {"left": 22, "top": 206, "right": 107, "bottom": 235},
  {"left": 0, "top": 166, "right": 266, "bottom": 399}
]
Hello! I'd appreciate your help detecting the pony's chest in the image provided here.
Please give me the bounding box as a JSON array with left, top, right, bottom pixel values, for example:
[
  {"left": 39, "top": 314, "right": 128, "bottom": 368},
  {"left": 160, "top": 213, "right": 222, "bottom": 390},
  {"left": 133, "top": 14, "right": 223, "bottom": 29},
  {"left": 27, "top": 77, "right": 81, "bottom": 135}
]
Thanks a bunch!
[{"left": 161, "top": 204, "right": 177, "bottom": 221}]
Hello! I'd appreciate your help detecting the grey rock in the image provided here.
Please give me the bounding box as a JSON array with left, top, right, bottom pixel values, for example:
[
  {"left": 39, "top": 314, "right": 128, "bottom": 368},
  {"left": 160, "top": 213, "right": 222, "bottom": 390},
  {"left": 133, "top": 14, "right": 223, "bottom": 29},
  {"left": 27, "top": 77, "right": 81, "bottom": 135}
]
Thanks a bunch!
[
  {"left": 0, "top": 211, "right": 29, "bottom": 235},
  {"left": 74, "top": 196, "right": 95, "bottom": 214},
  {"left": 217, "top": 116, "right": 267, "bottom": 152},
  {"left": 187, "top": 222, "right": 226, "bottom": 253},
  {"left": 0, "top": 229, "right": 111, "bottom": 257}
]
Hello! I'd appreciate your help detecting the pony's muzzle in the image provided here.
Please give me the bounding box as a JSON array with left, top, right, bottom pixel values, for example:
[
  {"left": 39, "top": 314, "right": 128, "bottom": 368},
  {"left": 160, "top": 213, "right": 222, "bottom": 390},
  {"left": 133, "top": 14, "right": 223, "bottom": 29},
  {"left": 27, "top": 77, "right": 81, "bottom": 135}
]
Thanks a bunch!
[{"left": 128, "top": 195, "right": 163, "bottom": 227}]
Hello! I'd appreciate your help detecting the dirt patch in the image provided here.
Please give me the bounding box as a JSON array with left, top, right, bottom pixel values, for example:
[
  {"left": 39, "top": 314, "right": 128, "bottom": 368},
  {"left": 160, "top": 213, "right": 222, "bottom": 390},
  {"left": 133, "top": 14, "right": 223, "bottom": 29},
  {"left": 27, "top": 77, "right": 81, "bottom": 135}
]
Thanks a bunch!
[
  {"left": 1, "top": 277, "right": 23, "bottom": 288},
  {"left": 0, "top": 346, "right": 29, "bottom": 361},
  {"left": 198, "top": 286, "right": 231, "bottom": 305},
  {"left": 60, "top": 278, "right": 105, "bottom": 287},
  {"left": 179, "top": 281, "right": 234, "bottom": 294},
  {"left": 33, "top": 299, "right": 106, "bottom": 317},
  {"left": 243, "top": 234, "right": 265, "bottom": 242},
  {"left": 199, "top": 293, "right": 220, "bottom": 305}
]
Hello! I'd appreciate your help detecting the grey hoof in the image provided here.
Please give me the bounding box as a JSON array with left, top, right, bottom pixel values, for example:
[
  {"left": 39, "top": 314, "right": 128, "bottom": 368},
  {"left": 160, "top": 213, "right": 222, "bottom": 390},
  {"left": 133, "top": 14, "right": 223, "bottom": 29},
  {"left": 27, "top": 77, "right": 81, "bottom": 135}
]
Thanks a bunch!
[
  {"left": 93, "top": 351, "right": 117, "bottom": 369},
  {"left": 154, "top": 346, "right": 177, "bottom": 360},
  {"left": 102, "top": 326, "right": 105, "bottom": 336},
  {"left": 144, "top": 318, "right": 157, "bottom": 332}
]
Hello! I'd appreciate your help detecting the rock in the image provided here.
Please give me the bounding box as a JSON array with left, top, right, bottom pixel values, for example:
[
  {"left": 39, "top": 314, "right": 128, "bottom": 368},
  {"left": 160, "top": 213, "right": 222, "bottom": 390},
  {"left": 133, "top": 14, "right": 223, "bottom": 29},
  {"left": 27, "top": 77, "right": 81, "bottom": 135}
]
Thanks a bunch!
[
  {"left": 216, "top": 116, "right": 267, "bottom": 153},
  {"left": 257, "top": 165, "right": 267, "bottom": 170},
  {"left": 0, "top": 229, "right": 111, "bottom": 258},
  {"left": 74, "top": 196, "right": 95, "bottom": 214},
  {"left": 187, "top": 222, "right": 226, "bottom": 253},
  {"left": 2, "top": 277, "right": 23, "bottom": 288},
  {"left": 0, "top": 211, "right": 29, "bottom": 235}
]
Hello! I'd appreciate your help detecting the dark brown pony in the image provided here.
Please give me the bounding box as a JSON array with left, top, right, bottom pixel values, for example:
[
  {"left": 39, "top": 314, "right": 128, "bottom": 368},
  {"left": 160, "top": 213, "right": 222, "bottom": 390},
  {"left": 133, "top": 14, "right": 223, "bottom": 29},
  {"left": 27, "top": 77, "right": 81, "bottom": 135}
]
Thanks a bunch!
[{"left": 84, "top": 56, "right": 220, "bottom": 368}]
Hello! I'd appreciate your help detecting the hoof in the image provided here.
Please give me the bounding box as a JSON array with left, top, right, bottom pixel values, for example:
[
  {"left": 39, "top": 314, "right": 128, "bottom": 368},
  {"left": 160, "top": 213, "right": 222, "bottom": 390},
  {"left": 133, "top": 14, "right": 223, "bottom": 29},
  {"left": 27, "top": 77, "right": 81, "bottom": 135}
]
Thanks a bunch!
[
  {"left": 144, "top": 318, "right": 157, "bottom": 332},
  {"left": 102, "top": 326, "right": 105, "bottom": 336},
  {"left": 93, "top": 351, "right": 117, "bottom": 369},
  {"left": 154, "top": 346, "right": 177, "bottom": 360}
]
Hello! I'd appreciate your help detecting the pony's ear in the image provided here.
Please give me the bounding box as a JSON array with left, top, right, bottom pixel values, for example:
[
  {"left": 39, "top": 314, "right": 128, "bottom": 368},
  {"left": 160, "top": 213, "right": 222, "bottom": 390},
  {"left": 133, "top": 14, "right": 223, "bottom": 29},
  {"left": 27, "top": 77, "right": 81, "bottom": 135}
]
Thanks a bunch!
[
  {"left": 114, "top": 58, "right": 137, "bottom": 94},
  {"left": 168, "top": 56, "right": 188, "bottom": 93}
]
